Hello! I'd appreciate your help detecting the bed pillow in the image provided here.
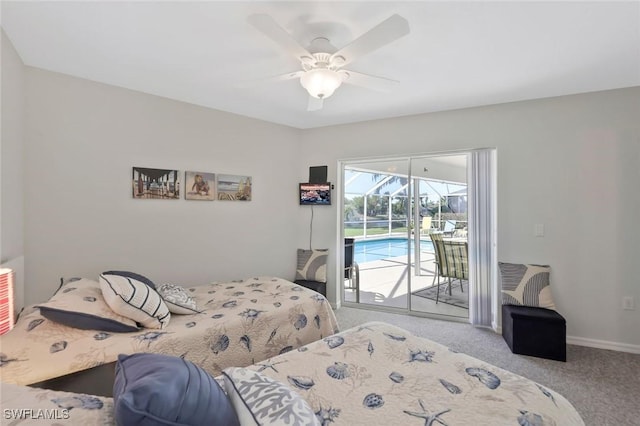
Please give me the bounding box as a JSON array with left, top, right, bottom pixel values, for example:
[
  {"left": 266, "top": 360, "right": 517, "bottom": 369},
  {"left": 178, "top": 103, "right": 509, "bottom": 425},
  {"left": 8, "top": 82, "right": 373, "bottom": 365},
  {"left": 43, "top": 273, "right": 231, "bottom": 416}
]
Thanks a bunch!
[
  {"left": 37, "top": 278, "right": 139, "bottom": 332},
  {"left": 222, "top": 367, "right": 320, "bottom": 426},
  {"left": 157, "top": 284, "right": 200, "bottom": 314},
  {"left": 102, "top": 270, "right": 157, "bottom": 290},
  {"left": 499, "top": 262, "right": 556, "bottom": 310},
  {"left": 295, "top": 249, "right": 328, "bottom": 283},
  {"left": 99, "top": 273, "right": 171, "bottom": 329},
  {"left": 114, "top": 353, "right": 239, "bottom": 426}
]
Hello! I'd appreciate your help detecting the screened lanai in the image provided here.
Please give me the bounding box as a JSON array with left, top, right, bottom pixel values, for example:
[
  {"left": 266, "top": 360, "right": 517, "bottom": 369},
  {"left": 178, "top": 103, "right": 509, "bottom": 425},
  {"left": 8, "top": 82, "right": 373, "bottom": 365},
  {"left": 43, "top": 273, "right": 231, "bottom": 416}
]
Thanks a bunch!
[
  {"left": 342, "top": 158, "right": 469, "bottom": 319},
  {"left": 344, "top": 168, "right": 468, "bottom": 238}
]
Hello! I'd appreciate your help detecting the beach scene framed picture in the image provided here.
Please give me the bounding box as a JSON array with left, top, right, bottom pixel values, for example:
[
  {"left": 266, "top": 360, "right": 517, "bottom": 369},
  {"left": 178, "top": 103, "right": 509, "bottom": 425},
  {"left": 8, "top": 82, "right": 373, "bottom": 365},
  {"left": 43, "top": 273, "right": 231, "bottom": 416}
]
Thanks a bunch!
[{"left": 217, "top": 174, "right": 252, "bottom": 201}]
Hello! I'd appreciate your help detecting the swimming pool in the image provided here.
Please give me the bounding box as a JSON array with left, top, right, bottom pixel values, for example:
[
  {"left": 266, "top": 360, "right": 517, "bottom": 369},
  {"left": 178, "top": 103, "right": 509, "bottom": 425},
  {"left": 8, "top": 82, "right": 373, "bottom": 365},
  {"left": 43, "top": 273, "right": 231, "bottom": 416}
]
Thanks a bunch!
[{"left": 354, "top": 237, "right": 434, "bottom": 264}]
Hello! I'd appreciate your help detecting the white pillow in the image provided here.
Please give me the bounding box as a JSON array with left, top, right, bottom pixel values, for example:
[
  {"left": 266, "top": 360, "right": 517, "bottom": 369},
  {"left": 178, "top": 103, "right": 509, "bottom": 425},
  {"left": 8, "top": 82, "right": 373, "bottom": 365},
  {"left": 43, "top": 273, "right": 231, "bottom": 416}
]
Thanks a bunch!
[
  {"left": 99, "top": 273, "right": 170, "bottom": 329},
  {"left": 222, "top": 367, "right": 320, "bottom": 426},
  {"left": 157, "top": 284, "right": 199, "bottom": 315}
]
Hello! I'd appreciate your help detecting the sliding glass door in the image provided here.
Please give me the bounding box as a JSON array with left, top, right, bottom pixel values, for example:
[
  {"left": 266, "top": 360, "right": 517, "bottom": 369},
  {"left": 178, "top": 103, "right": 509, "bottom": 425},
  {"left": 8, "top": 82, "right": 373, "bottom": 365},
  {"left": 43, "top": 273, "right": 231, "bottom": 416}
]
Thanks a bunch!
[
  {"left": 342, "top": 159, "right": 411, "bottom": 310},
  {"left": 341, "top": 154, "right": 470, "bottom": 320},
  {"left": 408, "top": 155, "right": 469, "bottom": 318}
]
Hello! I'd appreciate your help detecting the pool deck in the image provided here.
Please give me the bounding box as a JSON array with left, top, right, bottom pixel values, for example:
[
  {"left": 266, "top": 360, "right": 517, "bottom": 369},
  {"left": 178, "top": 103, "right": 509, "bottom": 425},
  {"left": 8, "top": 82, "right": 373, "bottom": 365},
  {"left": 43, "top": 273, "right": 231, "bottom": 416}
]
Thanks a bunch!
[{"left": 344, "top": 249, "right": 469, "bottom": 319}]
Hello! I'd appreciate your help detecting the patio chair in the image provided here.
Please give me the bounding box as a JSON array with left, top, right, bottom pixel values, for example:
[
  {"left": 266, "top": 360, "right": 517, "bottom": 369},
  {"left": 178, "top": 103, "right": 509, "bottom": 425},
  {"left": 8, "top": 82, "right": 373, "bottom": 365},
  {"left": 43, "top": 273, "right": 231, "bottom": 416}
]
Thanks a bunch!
[
  {"left": 420, "top": 216, "right": 433, "bottom": 235},
  {"left": 344, "top": 238, "right": 360, "bottom": 300},
  {"left": 443, "top": 220, "right": 456, "bottom": 236},
  {"left": 429, "top": 233, "right": 468, "bottom": 303}
]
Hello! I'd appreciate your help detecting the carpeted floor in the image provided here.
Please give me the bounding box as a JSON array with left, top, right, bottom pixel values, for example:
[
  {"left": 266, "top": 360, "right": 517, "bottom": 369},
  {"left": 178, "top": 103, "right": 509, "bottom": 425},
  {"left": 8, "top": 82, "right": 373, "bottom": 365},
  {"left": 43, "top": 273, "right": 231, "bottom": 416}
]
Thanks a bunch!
[
  {"left": 334, "top": 306, "right": 640, "bottom": 426},
  {"left": 412, "top": 281, "right": 469, "bottom": 309}
]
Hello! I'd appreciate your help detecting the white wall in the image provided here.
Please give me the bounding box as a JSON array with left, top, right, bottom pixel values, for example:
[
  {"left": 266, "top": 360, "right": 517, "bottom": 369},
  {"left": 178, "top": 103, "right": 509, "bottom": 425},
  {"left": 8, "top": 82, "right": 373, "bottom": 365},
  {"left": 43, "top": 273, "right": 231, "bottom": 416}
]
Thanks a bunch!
[
  {"left": 299, "top": 88, "right": 640, "bottom": 349},
  {"left": 23, "top": 67, "right": 302, "bottom": 305},
  {"left": 1, "top": 30, "right": 25, "bottom": 312}
]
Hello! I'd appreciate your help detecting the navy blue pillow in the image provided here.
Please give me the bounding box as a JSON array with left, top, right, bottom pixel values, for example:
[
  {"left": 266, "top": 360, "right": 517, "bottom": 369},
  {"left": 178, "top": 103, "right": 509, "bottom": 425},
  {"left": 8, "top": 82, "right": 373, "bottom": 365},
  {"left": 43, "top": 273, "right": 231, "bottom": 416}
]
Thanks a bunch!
[
  {"left": 102, "top": 271, "right": 156, "bottom": 290},
  {"left": 39, "top": 307, "right": 139, "bottom": 333},
  {"left": 113, "top": 353, "right": 239, "bottom": 426}
]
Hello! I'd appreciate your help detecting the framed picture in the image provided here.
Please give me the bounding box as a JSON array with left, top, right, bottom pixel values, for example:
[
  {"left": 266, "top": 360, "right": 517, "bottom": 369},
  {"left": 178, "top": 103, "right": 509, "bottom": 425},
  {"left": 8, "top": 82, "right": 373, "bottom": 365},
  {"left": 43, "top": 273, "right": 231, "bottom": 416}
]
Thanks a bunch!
[
  {"left": 185, "top": 171, "right": 215, "bottom": 201},
  {"left": 132, "top": 167, "right": 180, "bottom": 199},
  {"left": 217, "top": 174, "right": 252, "bottom": 201}
]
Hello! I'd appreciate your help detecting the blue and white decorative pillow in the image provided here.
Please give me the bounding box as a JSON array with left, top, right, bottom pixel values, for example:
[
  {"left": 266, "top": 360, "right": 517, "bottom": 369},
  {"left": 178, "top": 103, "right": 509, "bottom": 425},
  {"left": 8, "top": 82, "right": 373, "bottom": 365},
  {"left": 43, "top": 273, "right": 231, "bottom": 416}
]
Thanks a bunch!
[
  {"left": 295, "top": 249, "right": 328, "bottom": 283},
  {"left": 99, "top": 272, "right": 171, "bottom": 329},
  {"left": 102, "top": 270, "right": 157, "bottom": 290},
  {"left": 222, "top": 367, "right": 320, "bottom": 426},
  {"left": 157, "top": 284, "right": 199, "bottom": 314},
  {"left": 499, "top": 262, "right": 556, "bottom": 310}
]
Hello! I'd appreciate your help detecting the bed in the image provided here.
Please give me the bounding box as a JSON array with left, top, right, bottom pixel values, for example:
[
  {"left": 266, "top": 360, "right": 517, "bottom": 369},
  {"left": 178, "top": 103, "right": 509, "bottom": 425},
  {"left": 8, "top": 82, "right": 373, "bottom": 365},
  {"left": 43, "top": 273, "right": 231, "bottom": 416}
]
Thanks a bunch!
[
  {"left": 1, "top": 382, "right": 114, "bottom": 425},
  {"left": 0, "top": 276, "right": 339, "bottom": 392},
  {"left": 1, "top": 322, "right": 584, "bottom": 425},
  {"left": 233, "top": 321, "right": 584, "bottom": 425}
]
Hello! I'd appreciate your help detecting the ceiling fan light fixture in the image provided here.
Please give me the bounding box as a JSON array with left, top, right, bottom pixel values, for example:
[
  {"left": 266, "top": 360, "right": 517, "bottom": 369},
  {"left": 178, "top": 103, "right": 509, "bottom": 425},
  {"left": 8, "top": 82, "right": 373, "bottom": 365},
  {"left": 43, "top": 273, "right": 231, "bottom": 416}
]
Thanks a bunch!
[{"left": 300, "top": 68, "right": 343, "bottom": 99}]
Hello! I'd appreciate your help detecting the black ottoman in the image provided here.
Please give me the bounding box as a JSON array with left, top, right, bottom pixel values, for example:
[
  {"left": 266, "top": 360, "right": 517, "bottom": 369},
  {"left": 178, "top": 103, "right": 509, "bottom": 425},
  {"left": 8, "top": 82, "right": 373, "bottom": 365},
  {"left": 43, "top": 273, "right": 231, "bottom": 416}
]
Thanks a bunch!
[
  {"left": 502, "top": 304, "right": 566, "bottom": 362},
  {"left": 293, "top": 280, "right": 326, "bottom": 297}
]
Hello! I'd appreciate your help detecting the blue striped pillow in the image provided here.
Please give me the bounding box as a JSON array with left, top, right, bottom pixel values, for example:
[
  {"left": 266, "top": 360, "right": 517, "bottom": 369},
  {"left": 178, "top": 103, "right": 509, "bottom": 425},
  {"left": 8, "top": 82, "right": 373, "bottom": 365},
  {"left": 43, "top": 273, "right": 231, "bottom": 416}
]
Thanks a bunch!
[{"left": 99, "top": 273, "right": 170, "bottom": 329}]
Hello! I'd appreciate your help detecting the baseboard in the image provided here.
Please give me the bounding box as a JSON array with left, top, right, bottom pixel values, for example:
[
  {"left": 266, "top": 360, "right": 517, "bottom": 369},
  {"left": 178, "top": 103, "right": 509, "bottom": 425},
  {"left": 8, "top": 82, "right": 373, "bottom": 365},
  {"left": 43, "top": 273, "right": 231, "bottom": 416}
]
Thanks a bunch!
[
  {"left": 566, "top": 336, "right": 640, "bottom": 354},
  {"left": 496, "top": 324, "right": 639, "bottom": 354}
]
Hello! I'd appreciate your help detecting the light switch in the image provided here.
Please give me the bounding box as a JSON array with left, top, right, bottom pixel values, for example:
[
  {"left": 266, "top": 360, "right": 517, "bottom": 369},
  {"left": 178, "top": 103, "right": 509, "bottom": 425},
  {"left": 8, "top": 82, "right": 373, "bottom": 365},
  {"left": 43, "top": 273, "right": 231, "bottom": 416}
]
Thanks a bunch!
[{"left": 534, "top": 224, "right": 544, "bottom": 237}]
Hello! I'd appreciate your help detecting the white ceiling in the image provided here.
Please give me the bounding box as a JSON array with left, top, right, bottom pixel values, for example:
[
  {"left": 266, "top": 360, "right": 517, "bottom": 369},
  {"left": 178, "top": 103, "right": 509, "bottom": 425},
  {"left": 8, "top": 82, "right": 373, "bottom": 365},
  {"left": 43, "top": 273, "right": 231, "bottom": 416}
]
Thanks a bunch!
[{"left": 2, "top": 1, "right": 639, "bottom": 129}]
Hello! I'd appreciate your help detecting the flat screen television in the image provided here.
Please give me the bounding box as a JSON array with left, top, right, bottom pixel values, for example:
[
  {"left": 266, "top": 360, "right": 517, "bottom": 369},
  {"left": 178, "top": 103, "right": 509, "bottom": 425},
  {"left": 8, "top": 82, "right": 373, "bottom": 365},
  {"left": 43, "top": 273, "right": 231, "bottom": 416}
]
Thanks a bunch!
[{"left": 299, "top": 182, "right": 331, "bottom": 206}]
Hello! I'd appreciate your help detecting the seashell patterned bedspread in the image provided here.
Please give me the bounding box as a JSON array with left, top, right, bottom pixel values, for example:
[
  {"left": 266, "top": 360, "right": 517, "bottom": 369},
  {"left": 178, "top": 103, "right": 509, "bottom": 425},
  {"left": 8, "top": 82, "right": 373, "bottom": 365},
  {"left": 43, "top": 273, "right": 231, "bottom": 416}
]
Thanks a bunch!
[
  {"left": 1, "top": 381, "right": 114, "bottom": 425},
  {"left": 0, "top": 321, "right": 584, "bottom": 425},
  {"left": 0, "top": 277, "right": 339, "bottom": 386},
  {"left": 241, "top": 321, "right": 585, "bottom": 425}
]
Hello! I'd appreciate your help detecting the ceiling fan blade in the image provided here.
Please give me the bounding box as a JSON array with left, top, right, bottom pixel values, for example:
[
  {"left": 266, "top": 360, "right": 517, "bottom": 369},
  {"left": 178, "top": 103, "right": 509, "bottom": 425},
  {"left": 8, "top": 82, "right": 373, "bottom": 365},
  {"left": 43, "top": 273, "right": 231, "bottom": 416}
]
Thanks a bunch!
[
  {"left": 341, "top": 70, "right": 399, "bottom": 92},
  {"left": 235, "top": 71, "right": 303, "bottom": 89},
  {"left": 247, "top": 14, "right": 313, "bottom": 62},
  {"left": 331, "top": 14, "right": 410, "bottom": 67},
  {"left": 307, "top": 96, "right": 324, "bottom": 111}
]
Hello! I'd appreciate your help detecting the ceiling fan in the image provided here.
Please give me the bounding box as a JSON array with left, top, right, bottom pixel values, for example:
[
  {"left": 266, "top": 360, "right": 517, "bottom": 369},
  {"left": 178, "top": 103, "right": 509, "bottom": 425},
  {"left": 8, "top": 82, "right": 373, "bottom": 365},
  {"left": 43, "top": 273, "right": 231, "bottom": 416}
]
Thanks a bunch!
[{"left": 247, "top": 13, "right": 410, "bottom": 111}]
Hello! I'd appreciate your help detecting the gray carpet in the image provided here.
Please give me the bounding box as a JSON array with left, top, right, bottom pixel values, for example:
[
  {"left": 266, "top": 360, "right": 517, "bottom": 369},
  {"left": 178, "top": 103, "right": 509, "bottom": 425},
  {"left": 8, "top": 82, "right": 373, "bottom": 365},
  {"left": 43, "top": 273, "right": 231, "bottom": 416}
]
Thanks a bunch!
[
  {"left": 335, "top": 306, "right": 640, "bottom": 426},
  {"left": 412, "top": 281, "right": 469, "bottom": 309}
]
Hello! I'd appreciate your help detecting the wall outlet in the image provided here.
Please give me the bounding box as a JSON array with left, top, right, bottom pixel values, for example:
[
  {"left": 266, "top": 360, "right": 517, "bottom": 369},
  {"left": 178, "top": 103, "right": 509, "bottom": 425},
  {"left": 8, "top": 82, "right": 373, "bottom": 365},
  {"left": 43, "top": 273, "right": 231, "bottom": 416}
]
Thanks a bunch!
[
  {"left": 622, "top": 296, "right": 635, "bottom": 310},
  {"left": 534, "top": 224, "right": 544, "bottom": 237}
]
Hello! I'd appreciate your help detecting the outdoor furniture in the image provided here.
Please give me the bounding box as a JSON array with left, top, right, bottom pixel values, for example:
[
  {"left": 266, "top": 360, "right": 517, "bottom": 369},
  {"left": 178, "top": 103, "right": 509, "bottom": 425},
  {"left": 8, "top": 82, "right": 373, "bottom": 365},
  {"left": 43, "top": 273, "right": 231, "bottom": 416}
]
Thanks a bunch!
[
  {"left": 443, "top": 220, "right": 457, "bottom": 236},
  {"left": 502, "top": 304, "right": 566, "bottom": 361},
  {"left": 420, "top": 216, "right": 433, "bottom": 235},
  {"left": 344, "top": 238, "right": 360, "bottom": 301},
  {"left": 429, "top": 233, "right": 468, "bottom": 303}
]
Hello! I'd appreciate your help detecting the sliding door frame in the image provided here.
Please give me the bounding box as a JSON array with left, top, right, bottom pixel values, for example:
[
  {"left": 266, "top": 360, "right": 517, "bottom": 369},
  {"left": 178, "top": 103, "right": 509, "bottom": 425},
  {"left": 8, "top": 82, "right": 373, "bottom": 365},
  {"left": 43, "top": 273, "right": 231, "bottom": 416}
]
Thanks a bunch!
[{"left": 337, "top": 149, "right": 496, "bottom": 325}]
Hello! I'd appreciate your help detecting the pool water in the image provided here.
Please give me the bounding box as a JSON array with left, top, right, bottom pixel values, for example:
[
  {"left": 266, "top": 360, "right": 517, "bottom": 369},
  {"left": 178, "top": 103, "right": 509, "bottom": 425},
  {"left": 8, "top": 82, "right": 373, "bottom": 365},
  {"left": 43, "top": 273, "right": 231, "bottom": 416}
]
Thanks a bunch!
[{"left": 354, "top": 238, "right": 434, "bottom": 264}]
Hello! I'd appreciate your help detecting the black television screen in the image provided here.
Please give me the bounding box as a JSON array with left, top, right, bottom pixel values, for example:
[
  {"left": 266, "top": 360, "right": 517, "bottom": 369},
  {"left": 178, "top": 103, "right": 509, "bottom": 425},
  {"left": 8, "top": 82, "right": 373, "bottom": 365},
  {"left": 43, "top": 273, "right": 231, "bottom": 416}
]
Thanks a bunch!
[{"left": 299, "top": 182, "right": 331, "bottom": 205}]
